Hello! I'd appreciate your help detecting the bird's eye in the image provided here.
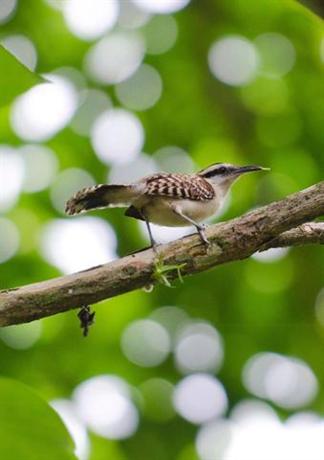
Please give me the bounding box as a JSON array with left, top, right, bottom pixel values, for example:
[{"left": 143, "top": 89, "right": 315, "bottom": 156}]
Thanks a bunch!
[{"left": 218, "top": 166, "right": 227, "bottom": 174}]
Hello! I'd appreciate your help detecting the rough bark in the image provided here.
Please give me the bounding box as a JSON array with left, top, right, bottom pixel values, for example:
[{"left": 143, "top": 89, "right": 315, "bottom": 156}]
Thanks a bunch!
[
  {"left": 0, "top": 182, "right": 323, "bottom": 326},
  {"left": 261, "top": 222, "right": 324, "bottom": 249}
]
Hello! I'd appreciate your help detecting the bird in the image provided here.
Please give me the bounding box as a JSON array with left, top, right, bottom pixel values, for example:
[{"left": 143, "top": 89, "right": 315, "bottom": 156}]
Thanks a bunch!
[{"left": 65, "top": 163, "right": 268, "bottom": 247}]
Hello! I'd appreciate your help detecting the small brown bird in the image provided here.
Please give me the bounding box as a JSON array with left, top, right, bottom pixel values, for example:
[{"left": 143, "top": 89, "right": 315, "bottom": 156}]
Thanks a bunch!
[{"left": 65, "top": 163, "right": 268, "bottom": 246}]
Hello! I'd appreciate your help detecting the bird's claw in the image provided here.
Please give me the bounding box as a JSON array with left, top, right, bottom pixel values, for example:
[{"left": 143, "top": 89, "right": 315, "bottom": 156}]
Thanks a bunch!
[{"left": 197, "top": 227, "right": 210, "bottom": 246}]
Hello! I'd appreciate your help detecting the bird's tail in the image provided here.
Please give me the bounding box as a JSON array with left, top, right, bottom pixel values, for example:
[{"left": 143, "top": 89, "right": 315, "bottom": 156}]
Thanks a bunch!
[{"left": 65, "top": 184, "right": 139, "bottom": 215}]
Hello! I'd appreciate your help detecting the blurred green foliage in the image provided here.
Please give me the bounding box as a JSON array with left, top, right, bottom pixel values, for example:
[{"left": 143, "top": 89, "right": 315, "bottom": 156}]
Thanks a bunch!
[{"left": 0, "top": 0, "right": 323, "bottom": 459}]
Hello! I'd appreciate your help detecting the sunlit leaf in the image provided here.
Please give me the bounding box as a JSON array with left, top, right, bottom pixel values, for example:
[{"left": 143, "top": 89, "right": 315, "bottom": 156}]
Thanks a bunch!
[
  {"left": 0, "top": 377, "right": 77, "bottom": 460},
  {"left": 0, "top": 45, "right": 44, "bottom": 107}
]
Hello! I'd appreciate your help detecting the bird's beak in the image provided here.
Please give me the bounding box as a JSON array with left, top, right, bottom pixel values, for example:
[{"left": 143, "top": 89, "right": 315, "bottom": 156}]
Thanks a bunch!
[{"left": 234, "top": 165, "right": 270, "bottom": 175}]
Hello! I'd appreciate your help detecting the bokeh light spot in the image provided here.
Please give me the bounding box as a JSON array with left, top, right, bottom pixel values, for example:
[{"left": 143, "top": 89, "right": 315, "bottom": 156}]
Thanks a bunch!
[
  {"left": 91, "top": 109, "right": 144, "bottom": 165},
  {"left": 315, "top": 288, "right": 324, "bottom": 326},
  {"left": 85, "top": 32, "right": 145, "bottom": 84},
  {"left": 11, "top": 74, "right": 78, "bottom": 141},
  {"left": 132, "top": 0, "right": 190, "bottom": 13},
  {"left": 0, "top": 0, "right": 16, "bottom": 24},
  {"left": 73, "top": 375, "right": 139, "bottom": 440},
  {"left": 139, "top": 221, "right": 191, "bottom": 244},
  {"left": 173, "top": 374, "right": 228, "bottom": 424},
  {"left": 20, "top": 144, "right": 58, "bottom": 193},
  {"left": 196, "top": 419, "right": 233, "bottom": 460},
  {"left": 50, "top": 168, "right": 95, "bottom": 214},
  {"left": 230, "top": 399, "right": 279, "bottom": 424},
  {"left": 54, "top": 66, "right": 87, "bottom": 92},
  {"left": 0, "top": 146, "right": 24, "bottom": 211},
  {"left": 108, "top": 153, "right": 158, "bottom": 184},
  {"left": 175, "top": 322, "right": 224, "bottom": 374},
  {"left": 208, "top": 36, "right": 259, "bottom": 86},
  {"left": 71, "top": 89, "right": 112, "bottom": 137},
  {"left": 0, "top": 217, "right": 20, "bottom": 263},
  {"left": 63, "top": 0, "right": 119, "bottom": 41},
  {"left": 41, "top": 217, "right": 117, "bottom": 274},
  {"left": 252, "top": 247, "right": 289, "bottom": 263},
  {"left": 197, "top": 402, "right": 324, "bottom": 460},
  {"left": 242, "top": 352, "right": 318, "bottom": 409},
  {"left": 150, "top": 306, "right": 188, "bottom": 342},
  {"left": 51, "top": 399, "right": 90, "bottom": 460},
  {"left": 118, "top": 0, "right": 150, "bottom": 29},
  {"left": 143, "top": 15, "right": 178, "bottom": 54},
  {"left": 255, "top": 32, "right": 296, "bottom": 78},
  {"left": 245, "top": 257, "right": 294, "bottom": 293},
  {"left": 154, "top": 146, "right": 195, "bottom": 173},
  {"left": 0, "top": 321, "right": 42, "bottom": 350},
  {"left": 121, "top": 319, "right": 171, "bottom": 367},
  {"left": 115, "top": 64, "right": 162, "bottom": 111}
]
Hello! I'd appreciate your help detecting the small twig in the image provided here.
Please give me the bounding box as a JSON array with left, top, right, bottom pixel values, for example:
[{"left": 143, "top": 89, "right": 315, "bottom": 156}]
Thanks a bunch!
[{"left": 153, "top": 255, "right": 187, "bottom": 287}]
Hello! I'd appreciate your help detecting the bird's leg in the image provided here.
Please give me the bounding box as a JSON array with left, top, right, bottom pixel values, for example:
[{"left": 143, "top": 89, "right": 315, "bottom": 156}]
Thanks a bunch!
[
  {"left": 172, "top": 207, "right": 210, "bottom": 245},
  {"left": 145, "top": 219, "right": 156, "bottom": 248},
  {"left": 140, "top": 209, "right": 157, "bottom": 249}
]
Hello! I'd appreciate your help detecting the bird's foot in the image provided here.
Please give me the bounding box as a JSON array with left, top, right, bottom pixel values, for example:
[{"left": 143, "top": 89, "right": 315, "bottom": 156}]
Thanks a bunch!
[
  {"left": 152, "top": 242, "right": 161, "bottom": 255},
  {"left": 197, "top": 226, "right": 210, "bottom": 246}
]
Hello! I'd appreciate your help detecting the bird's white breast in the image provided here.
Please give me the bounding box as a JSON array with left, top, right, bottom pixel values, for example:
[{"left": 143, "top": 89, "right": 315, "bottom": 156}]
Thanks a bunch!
[{"left": 141, "top": 196, "right": 222, "bottom": 227}]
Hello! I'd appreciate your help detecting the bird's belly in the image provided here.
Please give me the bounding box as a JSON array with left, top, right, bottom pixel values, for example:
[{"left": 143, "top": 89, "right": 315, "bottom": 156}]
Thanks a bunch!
[{"left": 142, "top": 198, "right": 219, "bottom": 227}]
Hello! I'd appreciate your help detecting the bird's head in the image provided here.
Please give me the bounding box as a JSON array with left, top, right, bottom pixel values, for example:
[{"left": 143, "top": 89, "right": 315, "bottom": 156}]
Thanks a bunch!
[{"left": 198, "top": 163, "right": 269, "bottom": 189}]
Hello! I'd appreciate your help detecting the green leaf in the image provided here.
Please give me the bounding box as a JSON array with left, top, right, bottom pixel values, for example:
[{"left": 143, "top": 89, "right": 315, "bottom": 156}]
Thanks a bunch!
[
  {"left": 0, "top": 377, "right": 77, "bottom": 460},
  {"left": 0, "top": 45, "right": 44, "bottom": 108},
  {"left": 288, "top": 0, "right": 324, "bottom": 27}
]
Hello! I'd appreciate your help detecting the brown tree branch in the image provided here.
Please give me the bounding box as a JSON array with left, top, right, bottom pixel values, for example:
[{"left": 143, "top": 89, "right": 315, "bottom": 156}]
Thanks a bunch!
[
  {"left": 0, "top": 182, "right": 323, "bottom": 326},
  {"left": 261, "top": 222, "right": 324, "bottom": 249}
]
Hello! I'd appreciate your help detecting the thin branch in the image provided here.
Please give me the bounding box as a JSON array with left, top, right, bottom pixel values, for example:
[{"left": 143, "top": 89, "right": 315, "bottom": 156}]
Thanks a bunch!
[
  {"left": 261, "top": 222, "right": 324, "bottom": 250},
  {"left": 0, "top": 181, "right": 323, "bottom": 326}
]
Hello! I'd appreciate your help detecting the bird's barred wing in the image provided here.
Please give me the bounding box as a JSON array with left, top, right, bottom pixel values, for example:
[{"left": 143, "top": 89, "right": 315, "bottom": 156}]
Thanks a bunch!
[
  {"left": 65, "top": 184, "right": 140, "bottom": 215},
  {"left": 144, "top": 173, "right": 215, "bottom": 201}
]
